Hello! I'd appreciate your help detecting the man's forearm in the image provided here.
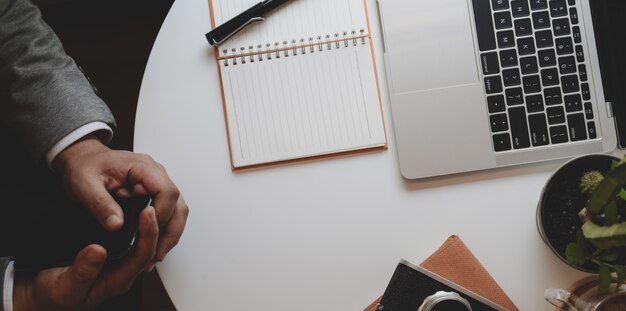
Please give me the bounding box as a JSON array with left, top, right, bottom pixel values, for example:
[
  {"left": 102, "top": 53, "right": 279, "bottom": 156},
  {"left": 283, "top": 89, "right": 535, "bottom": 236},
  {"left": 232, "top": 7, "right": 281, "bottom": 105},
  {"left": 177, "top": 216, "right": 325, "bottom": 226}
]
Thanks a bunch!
[{"left": 0, "top": 0, "right": 116, "bottom": 162}]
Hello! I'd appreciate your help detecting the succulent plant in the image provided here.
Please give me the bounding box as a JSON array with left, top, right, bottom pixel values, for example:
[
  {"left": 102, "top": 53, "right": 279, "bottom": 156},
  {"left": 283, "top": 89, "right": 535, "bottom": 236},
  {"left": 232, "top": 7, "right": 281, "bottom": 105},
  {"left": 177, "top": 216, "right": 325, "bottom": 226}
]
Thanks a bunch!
[
  {"left": 580, "top": 170, "right": 604, "bottom": 196},
  {"left": 566, "top": 156, "right": 626, "bottom": 295}
]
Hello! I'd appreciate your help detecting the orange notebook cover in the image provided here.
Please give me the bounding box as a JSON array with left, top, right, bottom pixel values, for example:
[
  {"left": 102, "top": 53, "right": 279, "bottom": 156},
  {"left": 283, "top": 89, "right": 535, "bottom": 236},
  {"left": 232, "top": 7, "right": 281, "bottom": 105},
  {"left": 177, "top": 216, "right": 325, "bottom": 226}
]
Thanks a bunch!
[
  {"left": 208, "top": 0, "right": 387, "bottom": 170},
  {"left": 364, "top": 236, "right": 519, "bottom": 311}
]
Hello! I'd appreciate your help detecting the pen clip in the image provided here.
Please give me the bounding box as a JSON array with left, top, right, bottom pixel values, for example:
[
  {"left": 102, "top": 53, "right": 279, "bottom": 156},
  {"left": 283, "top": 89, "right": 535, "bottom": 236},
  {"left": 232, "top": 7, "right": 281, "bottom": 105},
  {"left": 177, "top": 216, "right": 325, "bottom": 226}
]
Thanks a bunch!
[{"left": 213, "top": 17, "right": 266, "bottom": 47}]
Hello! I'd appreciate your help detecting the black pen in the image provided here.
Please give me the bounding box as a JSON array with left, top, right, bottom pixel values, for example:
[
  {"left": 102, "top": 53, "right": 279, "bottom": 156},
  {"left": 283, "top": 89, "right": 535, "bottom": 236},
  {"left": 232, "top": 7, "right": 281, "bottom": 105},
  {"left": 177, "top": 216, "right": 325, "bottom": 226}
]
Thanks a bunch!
[{"left": 206, "top": 0, "right": 292, "bottom": 47}]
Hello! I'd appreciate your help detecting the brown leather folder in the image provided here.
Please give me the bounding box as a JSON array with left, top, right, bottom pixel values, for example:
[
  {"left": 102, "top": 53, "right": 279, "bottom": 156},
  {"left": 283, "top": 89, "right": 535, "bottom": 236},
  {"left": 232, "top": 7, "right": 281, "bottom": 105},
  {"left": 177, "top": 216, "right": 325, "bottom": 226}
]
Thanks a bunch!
[{"left": 364, "top": 235, "right": 519, "bottom": 311}]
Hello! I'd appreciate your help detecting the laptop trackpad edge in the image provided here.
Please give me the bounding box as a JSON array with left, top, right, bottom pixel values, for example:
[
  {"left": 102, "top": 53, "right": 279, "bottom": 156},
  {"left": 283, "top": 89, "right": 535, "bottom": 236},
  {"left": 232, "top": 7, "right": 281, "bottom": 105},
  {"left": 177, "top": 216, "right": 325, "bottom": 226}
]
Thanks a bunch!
[{"left": 393, "top": 85, "right": 496, "bottom": 178}]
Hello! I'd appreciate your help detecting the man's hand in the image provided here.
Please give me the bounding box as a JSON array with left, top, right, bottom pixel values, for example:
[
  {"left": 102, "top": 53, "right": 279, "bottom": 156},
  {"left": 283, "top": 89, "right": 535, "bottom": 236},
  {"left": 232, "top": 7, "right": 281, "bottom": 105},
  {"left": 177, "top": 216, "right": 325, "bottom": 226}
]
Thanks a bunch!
[
  {"left": 53, "top": 135, "right": 189, "bottom": 264},
  {"left": 13, "top": 206, "right": 159, "bottom": 311}
]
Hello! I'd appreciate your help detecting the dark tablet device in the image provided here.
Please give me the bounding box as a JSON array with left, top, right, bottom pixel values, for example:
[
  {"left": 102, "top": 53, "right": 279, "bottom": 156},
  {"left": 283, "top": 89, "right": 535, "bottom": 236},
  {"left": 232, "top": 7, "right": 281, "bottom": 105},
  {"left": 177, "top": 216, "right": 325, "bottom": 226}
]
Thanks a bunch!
[
  {"left": 589, "top": 0, "right": 626, "bottom": 148},
  {"left": 377, "top": 259, "right": 508, "bottom": 311},
  {"left": 13, "top": 195, "right": 151, "bottom": 274}
]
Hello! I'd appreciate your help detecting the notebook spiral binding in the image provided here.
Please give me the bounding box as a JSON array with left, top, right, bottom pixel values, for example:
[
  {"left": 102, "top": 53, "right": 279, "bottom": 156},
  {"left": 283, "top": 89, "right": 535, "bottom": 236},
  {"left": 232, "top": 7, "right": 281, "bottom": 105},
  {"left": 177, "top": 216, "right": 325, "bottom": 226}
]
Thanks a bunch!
[{"left": 222, "top": 29, "right": 368, "bottom": 67}]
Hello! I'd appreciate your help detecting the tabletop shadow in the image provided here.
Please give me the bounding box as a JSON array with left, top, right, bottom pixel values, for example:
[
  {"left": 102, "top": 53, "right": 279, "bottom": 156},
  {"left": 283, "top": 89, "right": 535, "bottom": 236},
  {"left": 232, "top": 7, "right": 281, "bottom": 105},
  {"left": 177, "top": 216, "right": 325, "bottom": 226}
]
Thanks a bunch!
[{"left": 400, "top": 158, "right": 567, "bottom": 192}]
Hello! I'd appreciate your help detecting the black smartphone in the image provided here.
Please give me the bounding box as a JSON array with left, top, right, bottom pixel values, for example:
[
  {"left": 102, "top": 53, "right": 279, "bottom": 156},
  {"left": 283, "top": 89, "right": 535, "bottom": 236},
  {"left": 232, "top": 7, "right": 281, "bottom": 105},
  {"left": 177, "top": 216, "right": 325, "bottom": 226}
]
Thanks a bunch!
[
  {"left": 13, "top": 195, "right": 151, "bottom": 274},
  {"left": 589, "top": 0, "right": 626, "bottom": 148},
  {"left": 377, "top": 259, "right": 509, "bottom": 311}
]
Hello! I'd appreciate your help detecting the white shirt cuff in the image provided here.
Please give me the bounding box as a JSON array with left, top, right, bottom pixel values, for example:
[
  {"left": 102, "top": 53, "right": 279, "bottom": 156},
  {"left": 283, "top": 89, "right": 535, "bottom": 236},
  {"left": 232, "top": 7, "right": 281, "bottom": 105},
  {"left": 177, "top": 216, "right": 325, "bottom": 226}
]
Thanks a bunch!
[
  {"left": 45, "top": 122, "right": 113, "bottom": 167},
  {"left": 3, "top": 261, "right": 14, "bottom": 311}
]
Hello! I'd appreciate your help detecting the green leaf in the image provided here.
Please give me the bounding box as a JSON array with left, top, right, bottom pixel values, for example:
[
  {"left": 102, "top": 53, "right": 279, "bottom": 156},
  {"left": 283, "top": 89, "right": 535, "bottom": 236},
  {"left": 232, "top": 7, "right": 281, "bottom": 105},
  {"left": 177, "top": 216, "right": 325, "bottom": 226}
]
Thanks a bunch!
[
  {"left": 600, "top": 249, "right": 620, "bottom": 262},
  {"left": 605, "top": 201, "right": 620, "bottom": 226},
  {"left": 577, "top": 230, "right": 590, "bottom": 248},
  {"left": 586, "top": 164, "right": 626, "bottom": 215},
  {"left": 566, "top": 242, "right": 588, "bottom": 266},
  {"left": 619, "top": 189, "right": 626, "bottom": 201},
  {"left": 612, "top": 160, "right": 621, "bottom": 170},
  {"left": 582, "top": 221, "right": 626, "bottom": 249},
  {"left": 598, "top": 263, "right": 612, "bottom": 295},
  {"left": 615, "top": 265, "right": 626, "bottom": 288}
]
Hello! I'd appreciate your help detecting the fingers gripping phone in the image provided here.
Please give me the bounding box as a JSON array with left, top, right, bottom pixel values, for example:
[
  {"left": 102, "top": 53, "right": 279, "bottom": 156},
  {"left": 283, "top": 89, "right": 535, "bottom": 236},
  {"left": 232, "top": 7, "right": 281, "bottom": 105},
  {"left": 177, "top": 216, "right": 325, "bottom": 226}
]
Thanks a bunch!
[{"left": 13, "top": 195, "right": 152, "bottom": 274}]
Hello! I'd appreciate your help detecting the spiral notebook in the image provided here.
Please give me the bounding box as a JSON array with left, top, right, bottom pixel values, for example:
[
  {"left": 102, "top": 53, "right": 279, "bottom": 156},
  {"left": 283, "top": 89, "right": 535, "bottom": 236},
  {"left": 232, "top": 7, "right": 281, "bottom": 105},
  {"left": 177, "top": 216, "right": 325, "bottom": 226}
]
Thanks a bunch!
[{"left": 209, "top": 0, "right": 387, "bottom": 169}]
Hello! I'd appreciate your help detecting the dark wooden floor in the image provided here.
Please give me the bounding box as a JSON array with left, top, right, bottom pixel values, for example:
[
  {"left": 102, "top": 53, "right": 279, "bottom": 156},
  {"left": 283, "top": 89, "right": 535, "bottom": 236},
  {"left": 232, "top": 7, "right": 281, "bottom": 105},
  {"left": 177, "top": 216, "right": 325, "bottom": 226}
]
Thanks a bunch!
[{"left": 36, "top": 0, "right": 178, "bottom": 310}]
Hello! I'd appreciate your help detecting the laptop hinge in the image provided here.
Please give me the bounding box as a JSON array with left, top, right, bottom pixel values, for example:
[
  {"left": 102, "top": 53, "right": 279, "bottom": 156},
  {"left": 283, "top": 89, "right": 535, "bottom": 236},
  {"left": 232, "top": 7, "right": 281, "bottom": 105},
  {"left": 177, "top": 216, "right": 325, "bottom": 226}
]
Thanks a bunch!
[{"left": 606, "top": 101, "right": 614, "bottom": 118}]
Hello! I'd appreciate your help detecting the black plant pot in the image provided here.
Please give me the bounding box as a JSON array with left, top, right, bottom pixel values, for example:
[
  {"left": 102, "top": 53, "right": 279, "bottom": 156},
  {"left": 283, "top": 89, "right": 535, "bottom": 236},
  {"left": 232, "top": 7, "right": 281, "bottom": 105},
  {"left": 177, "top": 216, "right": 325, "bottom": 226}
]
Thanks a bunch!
[{"left": 537, "top": 154, "right": 620, "bottom": 273}]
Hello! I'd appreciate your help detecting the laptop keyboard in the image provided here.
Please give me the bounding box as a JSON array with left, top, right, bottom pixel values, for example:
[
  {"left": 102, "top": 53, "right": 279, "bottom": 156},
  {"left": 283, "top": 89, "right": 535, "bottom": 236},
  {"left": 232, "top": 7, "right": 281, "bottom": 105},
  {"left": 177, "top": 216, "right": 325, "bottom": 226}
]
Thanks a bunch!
[{"left": 472, "top": 0, "right": 597, "bottom": 152}]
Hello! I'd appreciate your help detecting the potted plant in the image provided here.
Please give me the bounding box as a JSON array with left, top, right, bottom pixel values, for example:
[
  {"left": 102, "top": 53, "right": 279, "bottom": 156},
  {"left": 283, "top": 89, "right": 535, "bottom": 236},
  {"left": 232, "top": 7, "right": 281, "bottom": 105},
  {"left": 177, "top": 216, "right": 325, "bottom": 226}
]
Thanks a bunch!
[{"left": 538, "top": 154, "right": 626, "bottom": 295}]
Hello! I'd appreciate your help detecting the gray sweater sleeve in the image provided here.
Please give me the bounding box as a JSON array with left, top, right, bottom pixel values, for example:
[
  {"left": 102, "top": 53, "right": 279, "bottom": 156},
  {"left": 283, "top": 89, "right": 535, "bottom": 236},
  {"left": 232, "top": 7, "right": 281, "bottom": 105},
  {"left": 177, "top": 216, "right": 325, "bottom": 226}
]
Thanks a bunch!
[
  {"left": 0, "top": 257, "right": 11, "bottom": 311},
  {"left": 0, "top": 0, "right": 116, "bottom": 162}
]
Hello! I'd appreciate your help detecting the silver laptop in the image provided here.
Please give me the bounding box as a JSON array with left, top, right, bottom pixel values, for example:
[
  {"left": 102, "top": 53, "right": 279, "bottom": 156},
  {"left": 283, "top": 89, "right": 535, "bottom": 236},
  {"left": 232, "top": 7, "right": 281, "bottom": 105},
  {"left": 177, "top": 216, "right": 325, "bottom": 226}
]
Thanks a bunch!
[{"left": 377, "top": 0, "right": 621, "bottom": 179}]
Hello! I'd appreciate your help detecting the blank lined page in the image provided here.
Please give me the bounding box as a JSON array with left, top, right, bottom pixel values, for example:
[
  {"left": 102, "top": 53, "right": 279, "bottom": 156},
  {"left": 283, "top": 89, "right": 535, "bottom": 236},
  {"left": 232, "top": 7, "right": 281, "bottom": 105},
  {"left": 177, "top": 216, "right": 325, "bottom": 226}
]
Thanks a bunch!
[
  {"left": 220, "top": 39, "right": 386, "bottom": 168},
  {"left": 212, "top": 0, "right": 369, "bottom": 55}
]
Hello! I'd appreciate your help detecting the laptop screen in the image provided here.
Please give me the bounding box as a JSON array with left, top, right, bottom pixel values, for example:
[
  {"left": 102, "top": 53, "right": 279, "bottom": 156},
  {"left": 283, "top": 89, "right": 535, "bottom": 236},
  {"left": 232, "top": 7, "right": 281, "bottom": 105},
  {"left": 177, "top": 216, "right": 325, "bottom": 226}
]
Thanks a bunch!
[{"left": 589, "top": 0, "right": 626, "bottom": 148}]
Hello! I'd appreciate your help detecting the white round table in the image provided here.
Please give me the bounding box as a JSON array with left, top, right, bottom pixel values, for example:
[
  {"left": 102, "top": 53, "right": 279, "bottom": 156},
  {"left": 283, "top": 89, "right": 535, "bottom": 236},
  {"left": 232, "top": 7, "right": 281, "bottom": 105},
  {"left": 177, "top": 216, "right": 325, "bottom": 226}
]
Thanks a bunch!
[{"left": 134, "top": 0, "right": 605, "bottom": 309}]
